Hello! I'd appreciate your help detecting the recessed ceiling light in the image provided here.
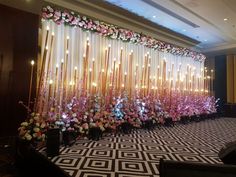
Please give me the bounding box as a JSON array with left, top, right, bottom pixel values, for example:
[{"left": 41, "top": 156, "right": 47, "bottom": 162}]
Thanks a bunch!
[
  {"left": 153, "top": 15, "right": 156, "bottom": 18},
  {"left": 182, "top": 29, "right": 186, "bottom": 32},
  {"left": 224, "top": 18, "right": 228, "bottom": 21},
  {"left": 204, "top": 39, "right": 207, "bottom": 42}
]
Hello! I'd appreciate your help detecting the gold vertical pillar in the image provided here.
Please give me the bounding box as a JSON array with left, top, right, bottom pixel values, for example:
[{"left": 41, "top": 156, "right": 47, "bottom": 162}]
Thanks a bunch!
[
  {"left": 234, "top": 55, "right": 236, "bottom": 103},
  {"left": 227, "top": 55, "right": 234, "bottom": 103}
]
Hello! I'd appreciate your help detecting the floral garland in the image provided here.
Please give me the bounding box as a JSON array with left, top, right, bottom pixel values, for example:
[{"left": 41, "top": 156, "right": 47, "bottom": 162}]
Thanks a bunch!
[{"left": 41, "top": 5, "right": 206, "bottom": 62}]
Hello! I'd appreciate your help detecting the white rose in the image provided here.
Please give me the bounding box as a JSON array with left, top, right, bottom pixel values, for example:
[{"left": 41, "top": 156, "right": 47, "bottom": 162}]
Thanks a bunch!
[
  {"left": 33, "top": 127, "right": 40, "bottom": 132},
  {"left": 21, "top": 122, "right": 28, "bottom": 126},
  {"left": 25, "top": 134, "right": 32, "bottom": 141},
  {"left": 34, "top": 116, "right": 39, "bottom": 121},
  {"left": 41, "top": 134, "right": 46, "bottom": 140},
  {"left": 99, "top": 125, "right": 105, "bottom": 132},
  {"left": 89, "top": 123, "right": 96, "bottom": 127},
  {"left": 33, "top": 133, "right": 37, "bottom": 137},
  {"left": 79, "top": 127, "right": 84, "bottom": 133},
  {"left": 72, "top": 118, "right": 78, "bottom": 123},
  {"left": 40, "top": 123, "right": 46, "bottom": 128}
]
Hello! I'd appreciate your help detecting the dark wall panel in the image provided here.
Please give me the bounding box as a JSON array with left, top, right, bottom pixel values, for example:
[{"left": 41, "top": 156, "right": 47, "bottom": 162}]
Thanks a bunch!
[
  {"left": 0, "top": 5, "right": 38, "bottom": 136},
  {"left": 214, "top": 55, "right": 227, "bottom": 113}
]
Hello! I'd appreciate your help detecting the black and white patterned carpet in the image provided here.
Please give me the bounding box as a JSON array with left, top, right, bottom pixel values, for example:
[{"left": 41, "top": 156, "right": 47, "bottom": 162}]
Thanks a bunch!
[{"left": 43, "top": 118, "right": 236, "bottom": 177}]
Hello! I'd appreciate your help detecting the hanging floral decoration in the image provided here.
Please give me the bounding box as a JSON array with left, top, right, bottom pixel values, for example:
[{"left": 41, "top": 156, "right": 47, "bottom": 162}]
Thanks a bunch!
[{"left": 41, "top": 5, "right": 205, "bottom": 62}]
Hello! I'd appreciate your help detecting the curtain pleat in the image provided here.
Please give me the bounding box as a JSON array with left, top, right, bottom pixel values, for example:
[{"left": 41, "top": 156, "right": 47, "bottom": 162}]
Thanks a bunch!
[{"left": 37, "top": 20, "right": 205, "bottom": 113}]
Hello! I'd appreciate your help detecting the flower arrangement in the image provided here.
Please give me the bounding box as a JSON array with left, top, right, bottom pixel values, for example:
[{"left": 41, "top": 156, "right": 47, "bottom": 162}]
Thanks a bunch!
[
  {"left": 44, "top": 93, "right": 218, "bottom": 137},
  {"left": 18, "top": 113, "right": 47, "bottom": 142},
  {"left": 18, "top": 93, "right": 218, "bottom": 143},
  {"left": 41, "top": 5, "right": 206, "bottom": 62}
]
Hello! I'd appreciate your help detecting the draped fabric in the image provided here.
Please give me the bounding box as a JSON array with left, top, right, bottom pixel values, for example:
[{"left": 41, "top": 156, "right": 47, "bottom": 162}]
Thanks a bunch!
[{"left": 37, "top": 20, "right": 205, "bottom": 114}]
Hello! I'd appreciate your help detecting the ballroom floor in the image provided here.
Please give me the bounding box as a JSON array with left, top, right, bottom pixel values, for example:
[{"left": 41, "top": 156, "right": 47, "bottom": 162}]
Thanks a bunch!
[{"left": 41, "top": 118, "right": 236, "bottom": 177}]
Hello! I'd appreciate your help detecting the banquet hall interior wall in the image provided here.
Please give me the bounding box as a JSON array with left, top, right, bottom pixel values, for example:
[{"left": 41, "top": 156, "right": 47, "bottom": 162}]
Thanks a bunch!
[
  {"left": 0, "top": 3, "right": 233, "bottom": 137},
  {"left": 0, "top": 4, "right": 38, "bottom": 136}
]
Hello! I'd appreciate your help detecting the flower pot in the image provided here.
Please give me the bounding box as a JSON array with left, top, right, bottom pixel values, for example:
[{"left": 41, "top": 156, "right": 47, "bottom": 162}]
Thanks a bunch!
[
  {"left": 62, "top": 131, "right": 76, "bottom": 146},
  {"left": 88, "top": 127, "right": 102, "bottom": 141},
  {"left": 120, "top": 122, "right": 132, "bottom": 134},
  {"left": 46, "top": 128, "right": 60, "bottom": 157}
]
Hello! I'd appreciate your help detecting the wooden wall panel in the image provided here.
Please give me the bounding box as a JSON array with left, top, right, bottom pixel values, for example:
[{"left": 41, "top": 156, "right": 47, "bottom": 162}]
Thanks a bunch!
[{"left": 0, "top": 4, "right": 38, "bottom": 136}]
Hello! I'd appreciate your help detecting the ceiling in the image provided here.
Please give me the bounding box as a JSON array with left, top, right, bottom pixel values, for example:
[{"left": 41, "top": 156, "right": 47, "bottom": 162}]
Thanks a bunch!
[
  {"left": 1, "top": 0, "right": 236, "bottom": 55},
  {"left": 106, "top": 0, "right": 236, "bottom": 54}
]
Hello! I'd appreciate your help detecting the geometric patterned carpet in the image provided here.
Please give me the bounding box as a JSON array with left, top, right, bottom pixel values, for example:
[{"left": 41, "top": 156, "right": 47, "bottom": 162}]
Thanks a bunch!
[{"left": 41, "top": 118, "right": 236, "bottom": 177}]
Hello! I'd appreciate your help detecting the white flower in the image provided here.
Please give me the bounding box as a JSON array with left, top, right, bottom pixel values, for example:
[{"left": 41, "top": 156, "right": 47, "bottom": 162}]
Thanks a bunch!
[
  {"left": 25, "top": 133, "right": 32, "bottom": 141},
  {"left": 72, "top": 113, "right": 77, "bottom": 117},
  {"left": 62, "top": 113, "right": 67, "bottom": 119},
  {"left": 40, "top": 123, "right": 46, "bottom": 128},
  {"left": 34, "top": 116, "right": 39, "bottom": 121},
  {"left": 33, "top": 133, "right": 37, "bottom": 137},
  {"left": 89, "top": 123, "right": 96, "bottom": 127},
  {"left": 99, "top": 125, "right": 105, "bottom": 131},
  {"left": 72, "top": 118, "right": 78, "bottom": 123},
  {"left": 79, "top": 127, "right": 84, "bottom": 133},
  {"left": 41, "top": 134, "right": 46, "bottom": 140},
  {"left": 33, "top": 127, "right": 40, "bottom": 132},
  {"left": 21, "top": 122, "right": 28, "bottom": 126},
  {"left": 55, "top": 121, "right": 64, "bottom": 126}
]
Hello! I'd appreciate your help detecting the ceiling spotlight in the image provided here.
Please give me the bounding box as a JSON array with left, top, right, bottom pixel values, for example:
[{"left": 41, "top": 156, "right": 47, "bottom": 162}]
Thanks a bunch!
[
  {"left": 182, "top": 29, "right": 186, "bottom": 32},
  {"left": 153, "top": 15, "right": 156, "bottom": 18},
  {"left": 224, "top": 18, "right": 228, "bottom": 21},
  {"left": 204, "top": 39, "right": 207, "bottom": 42}
]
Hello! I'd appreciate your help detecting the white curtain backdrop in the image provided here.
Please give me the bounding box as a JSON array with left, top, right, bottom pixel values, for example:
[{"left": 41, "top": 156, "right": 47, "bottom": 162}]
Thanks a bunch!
[{"left": 38, "top": 20, "right": 204, "bottom": 112}]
